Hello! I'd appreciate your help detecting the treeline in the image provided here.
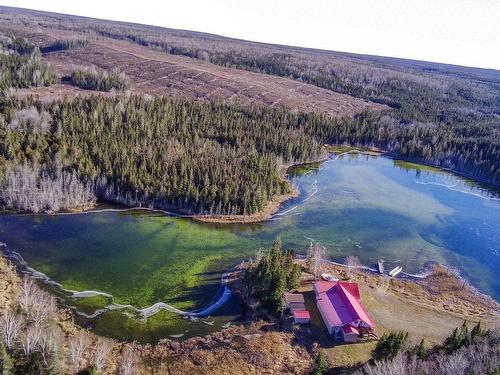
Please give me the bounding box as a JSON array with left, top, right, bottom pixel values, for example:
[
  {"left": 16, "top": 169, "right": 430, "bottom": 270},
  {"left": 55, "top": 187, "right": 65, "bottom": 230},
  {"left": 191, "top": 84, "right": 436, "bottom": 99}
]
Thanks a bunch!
[
  {"left": 355, "top": 322, "right": 499, "bottom": 375},
  {"left": 314, "top": 110, "right": 500, "bottom": 185},
  {"left": 69, "top": 67, "right": 129, "bottom": 92},
  {"left": 46, "top": 21, "right": 500, "bottom": 171},
  {"left": 207, "top": 52, "right": 499, "bottom": 125},
  {"left": 0, "top": 34, "right": 58, "bottom": 89},
  {"left": 40, "top": 38, "right": 88, "bottom": 53},
  {"left": 0, "top": 95, "right": 322, "bottom": 215}
]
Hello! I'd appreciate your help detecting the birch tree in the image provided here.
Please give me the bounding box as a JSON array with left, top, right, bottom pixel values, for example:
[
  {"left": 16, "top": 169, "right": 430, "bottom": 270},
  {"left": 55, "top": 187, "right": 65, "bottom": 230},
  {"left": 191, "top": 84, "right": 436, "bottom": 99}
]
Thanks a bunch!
[
  {"left": 30, "top": 289, "right": 57, "bottom": 328},
  {"left": 38, "top": 324, "right": 64, "bottom": 368},
  {"left": 20, "top": 324, "right": 42, "bottom": 356},
  {"left": 307, "top": 242, "right": 325, "bottom": 279},
  {"left": 18, "top": 278, "right": 37, "bottom": 312},
  {"left": 119, "top": 345, "right": 140, "bottom": 375},
  {"left": 0, "top": 310, "right": 23, "bottom": 350},
  {"left": 69, "top": 330, "right": 90, "bottom": 373},
  {"left": 93, "top": 337, "right": 113, "bottom": 372}
]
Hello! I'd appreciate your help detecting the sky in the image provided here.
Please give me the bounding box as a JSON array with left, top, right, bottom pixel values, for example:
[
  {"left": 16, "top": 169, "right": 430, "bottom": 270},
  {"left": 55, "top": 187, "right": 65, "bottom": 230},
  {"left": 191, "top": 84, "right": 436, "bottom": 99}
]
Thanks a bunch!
[{"left": 1, "top": 0, "right": 499, "bottom": 70}]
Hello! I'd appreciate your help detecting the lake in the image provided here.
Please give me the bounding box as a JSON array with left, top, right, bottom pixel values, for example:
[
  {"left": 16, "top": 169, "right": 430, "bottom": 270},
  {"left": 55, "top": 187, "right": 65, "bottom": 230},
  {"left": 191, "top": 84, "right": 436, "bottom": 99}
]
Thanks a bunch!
[{"left": 1, "top": 153, "right": 499, "bottom": 342}]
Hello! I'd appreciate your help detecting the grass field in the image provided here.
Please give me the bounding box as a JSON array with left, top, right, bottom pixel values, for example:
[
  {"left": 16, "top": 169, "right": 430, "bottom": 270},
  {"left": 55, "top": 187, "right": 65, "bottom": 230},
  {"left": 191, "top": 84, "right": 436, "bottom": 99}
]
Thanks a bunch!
[{"left": 294, "top": 266, "right": 499, "bottom": 370}]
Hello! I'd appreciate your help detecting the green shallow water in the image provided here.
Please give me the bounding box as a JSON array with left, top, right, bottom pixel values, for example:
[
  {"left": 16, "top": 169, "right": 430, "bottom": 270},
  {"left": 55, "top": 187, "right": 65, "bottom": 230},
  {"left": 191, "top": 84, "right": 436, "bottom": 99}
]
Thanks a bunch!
[{"left": 1, "top": 154, "right": 499, "bottom": 342}]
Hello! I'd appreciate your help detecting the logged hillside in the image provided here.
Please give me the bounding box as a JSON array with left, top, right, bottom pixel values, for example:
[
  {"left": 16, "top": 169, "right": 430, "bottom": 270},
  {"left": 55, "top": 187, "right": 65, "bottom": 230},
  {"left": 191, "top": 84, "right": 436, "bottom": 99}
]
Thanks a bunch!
[
  {"left": 0, "top": 6, "right": 499, "bottom": 216},
  {"left": 0, "top": 14, "right": 384, "bottom": 119},
  {"left": 2, "top": 6, "right": 498, "bottom": 122}
]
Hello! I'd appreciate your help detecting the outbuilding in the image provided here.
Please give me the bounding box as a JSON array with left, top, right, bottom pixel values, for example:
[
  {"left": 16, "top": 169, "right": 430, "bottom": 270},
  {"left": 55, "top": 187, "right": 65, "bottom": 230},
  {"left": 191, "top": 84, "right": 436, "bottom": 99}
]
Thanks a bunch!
[
  {"left": 293, "top": 309, "right": 310, "bottom": 324},
  {"left": 284, "top": 292, "right": 306, "bottom": 313},
  {"left": 284, "top": 293, "right": 310, "bottom": 324}
]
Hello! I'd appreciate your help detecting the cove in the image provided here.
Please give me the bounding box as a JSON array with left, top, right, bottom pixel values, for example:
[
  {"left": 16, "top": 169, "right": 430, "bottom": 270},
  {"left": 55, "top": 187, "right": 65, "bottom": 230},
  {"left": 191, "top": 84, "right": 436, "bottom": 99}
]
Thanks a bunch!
[{"left": 1, "top": 153, "right": 499, "bottom": 343}]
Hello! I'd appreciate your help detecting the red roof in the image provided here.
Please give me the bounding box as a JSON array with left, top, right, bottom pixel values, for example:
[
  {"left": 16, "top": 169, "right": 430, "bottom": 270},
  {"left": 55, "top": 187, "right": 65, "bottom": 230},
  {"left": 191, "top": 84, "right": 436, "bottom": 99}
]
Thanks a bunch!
[
  {"left": 340, "top": 282, "right": 360, "bottom": 300},
  {"left": 314, "top": 281, "right": 375, "bottom": 328},
  {"left": 342, "top": 326, "right": 359, "bottom": 335},
  {"left": 314, "top": 280, "right": 336, "bottom": 294},
  {"left": 293, "top": 310, "right": 310, "bottom": 319}
]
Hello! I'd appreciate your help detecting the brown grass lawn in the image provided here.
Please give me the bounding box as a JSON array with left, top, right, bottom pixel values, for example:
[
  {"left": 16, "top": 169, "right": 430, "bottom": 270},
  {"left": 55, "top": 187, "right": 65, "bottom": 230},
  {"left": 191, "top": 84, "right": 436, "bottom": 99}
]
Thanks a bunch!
[{"left": 293, "top": 268, "right": 500, "bottom": 370}]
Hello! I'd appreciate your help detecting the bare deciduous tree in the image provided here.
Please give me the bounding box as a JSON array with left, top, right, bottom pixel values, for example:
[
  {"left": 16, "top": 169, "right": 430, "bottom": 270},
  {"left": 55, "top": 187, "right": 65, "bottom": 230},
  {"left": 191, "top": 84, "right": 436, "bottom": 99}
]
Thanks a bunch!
[
  {"left": 356, "top": 353, "right": 418, "bottom": 375},
  {"left": 7, "top": 106, "right": 52, "bottom": 134},
  {"left": 69, "top": 330, "right": 91, "bottom": 373},
  {"left": 38, "top": 324, "right": 64, "bottom": 367},
  {"left": 355, "top": 329, "right": 500, "bottom": 375},
  {"left": 1, "top": 163, "right": 96, "bottom": 213},
  {"left": 345, "top": 255, "right": 361, "bottom": 277},
  {"left": 254, "top": 248, "right": 264, "bottom": 264},
  {"left": 20, "top": 324, "right": 42, "bottom": 356},
  {"left": 119, "top": 345, "right": 140, "bottom": 375},
  {"left": 17, "top": 277, "right": 57, "bottom": 327},
  {"left": 436, "top": 351, "right": 469, "bottom": 375},
  {"left": 18, "top": 277, "right": 37, "bottom": 312},
  {"left": 29, "top": 289, "right": 57, "bottom": 327},
  {"left": 307, "top": 242, "right": 326, "bottom": 279},
  {"left": 465, "top": 342, "right": 497, "bottom": 375},
  {"left": 93, "top": 337, "right": 113, "bottom": 372},
  {"left": 0, "top": 310, "right": 23, "bottom": 350}
]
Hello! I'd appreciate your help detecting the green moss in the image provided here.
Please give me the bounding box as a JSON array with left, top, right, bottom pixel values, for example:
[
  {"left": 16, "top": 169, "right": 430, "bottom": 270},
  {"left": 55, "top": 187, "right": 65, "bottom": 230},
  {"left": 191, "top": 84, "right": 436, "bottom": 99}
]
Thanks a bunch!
[
  {"left": 326, "top": 144, "right": 380, "bottom": 155},
  {"left": 70, "top": 295, "right": 110, "bottom": 315},
  {"left": 326, "top": 145, "right": 363, "bottom": 154},
  {"left": 393, "top": 160, "right": 443, "bottom": 173}
]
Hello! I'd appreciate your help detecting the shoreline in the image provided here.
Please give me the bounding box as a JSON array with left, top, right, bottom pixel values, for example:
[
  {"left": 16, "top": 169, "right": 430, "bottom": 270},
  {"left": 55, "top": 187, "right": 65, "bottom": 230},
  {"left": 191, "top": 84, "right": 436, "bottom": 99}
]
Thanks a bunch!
[
  {"left": 0, "top": 240, "right": 241, "bottom": 322},
  {"left": 8, "top": 222, "right": 497, "bottom": 322},
  {"left": 3, "top": 242, "right": 499, "bottom": 322},
  {"left": 2, "top": 145, "right": 498, "bottom": 223},
  {"left": 192, "top": 152, "right": 332, "bottom": 223},
  {"left": 0, "top": 154, "right": 324, "bottom": 224},
  {"left": 1, "top": 232, "right": 499, "bottom": 374},
  {"left": 0, "top": 249, "right": 314, "bottom": 373},
  {"left": 1, "top": 240, "right": 499, "bottom": 357},
  {"left": 191, "top": 184, "right": 300, "bottom": 224}
]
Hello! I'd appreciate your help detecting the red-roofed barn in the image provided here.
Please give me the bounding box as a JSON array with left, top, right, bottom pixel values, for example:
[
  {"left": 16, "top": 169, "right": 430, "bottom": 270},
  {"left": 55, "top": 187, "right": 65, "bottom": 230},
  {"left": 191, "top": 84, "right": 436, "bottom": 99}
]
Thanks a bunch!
[{"left": 313, "top": 281, "right": 375, "bottom": 342}]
